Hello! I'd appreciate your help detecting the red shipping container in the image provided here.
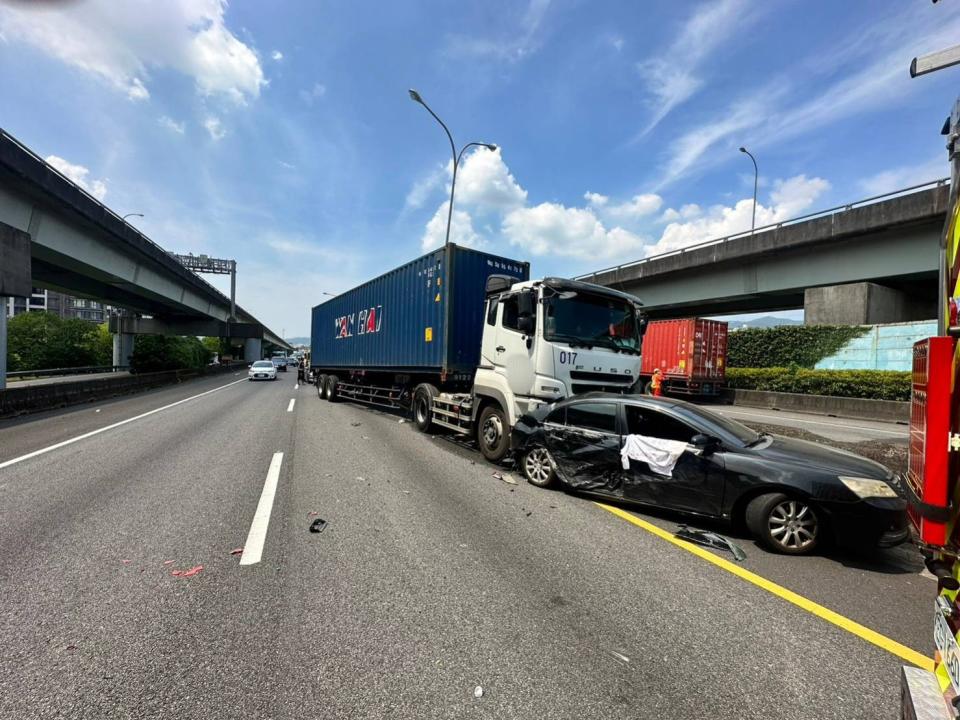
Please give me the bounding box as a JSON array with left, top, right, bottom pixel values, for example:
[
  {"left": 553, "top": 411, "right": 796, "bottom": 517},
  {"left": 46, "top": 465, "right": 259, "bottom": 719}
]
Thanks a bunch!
[
  {"left": 906, "top": 336, "right": 955, "bottom": 546},
  {"left": 640, "top": 319, "right": 728, "bottom": 385}
]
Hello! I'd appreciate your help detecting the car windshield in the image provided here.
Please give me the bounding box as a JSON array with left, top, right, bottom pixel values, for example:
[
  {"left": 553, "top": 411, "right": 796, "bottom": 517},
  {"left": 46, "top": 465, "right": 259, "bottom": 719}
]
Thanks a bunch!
[
  {"left": 253, "top": 361, "right": 273, "bottom": 368},
  {"left": 543, "top": 289, "right": 641, "bottom": 352},
  {"left": 674, "top": 404, "right": 761, "bottom": 447}
]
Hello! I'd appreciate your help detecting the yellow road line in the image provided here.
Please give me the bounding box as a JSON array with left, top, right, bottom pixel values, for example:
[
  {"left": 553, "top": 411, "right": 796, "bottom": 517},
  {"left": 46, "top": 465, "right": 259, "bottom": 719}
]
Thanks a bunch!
[{"left": 596, "top": 502, "right": 934, "bottom": 671}]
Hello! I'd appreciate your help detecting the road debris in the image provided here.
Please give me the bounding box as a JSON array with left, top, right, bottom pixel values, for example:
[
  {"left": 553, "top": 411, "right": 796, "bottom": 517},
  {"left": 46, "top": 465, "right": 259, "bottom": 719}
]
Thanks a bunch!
[
  {"left": 607, "top": 649, "right": 630, "bottom": 665},
  {"left": 350, "top": 421, "right": 362, "bottom": 427},
  {"left": 309, "top": 518, "right": 328, "bottom": 533},
  {"left": 121, "top": 559, "right": 131, "bottom": 565},
  {"left": 163, "top": 560, "right": 174, "bottom": 565},
  {"left": 172, "top": 565, "right": 204, "bottom": 578},
  {"left": 308, "top": 511, "right": 320, "bottom": 517},
  {"left": 95, "top": 409, "right": 101, "bottom": 413},
  {"left": 65, "top": 644, "right": 78, "bottom": 651},
  {"left": 474, "top": 686, "right": 483, "bottom": 698},
  {"left": 674, "top": 525, "right": 747, "bottom": 561},
  {"left": 398, "top": 419, "right": 406, "bottom": 424},
  {"left": 355, "top": 476, "right": 365, "bottom": 482},
  {"left": 361, "top": 435, "right": 370, "bottom": 440},
  {"left": 492, "top": 471, "right": 518, "bottom": 485},
  {"left": 229, "top": 548, "right": 243, "bottom": 556}
]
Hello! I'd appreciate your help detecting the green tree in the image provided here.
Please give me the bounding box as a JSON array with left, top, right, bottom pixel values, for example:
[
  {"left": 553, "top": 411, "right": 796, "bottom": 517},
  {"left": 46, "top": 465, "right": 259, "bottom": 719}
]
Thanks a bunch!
[{"left": 7, "top": 311, "right": 62, "bottom": 371}]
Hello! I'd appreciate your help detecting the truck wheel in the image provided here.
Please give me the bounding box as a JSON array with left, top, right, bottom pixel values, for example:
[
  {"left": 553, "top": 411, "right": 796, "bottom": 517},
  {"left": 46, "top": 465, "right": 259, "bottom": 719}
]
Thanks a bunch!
[
  {"left": 477, "top": 405, "right": 509, "bottom": 462},
  {"left": 521, "top": 446, "right": 556, "bottom": 488},
  {"left": 326, "top": 375, "right": 339, "bottom": 402},
  {"left": 316, "top": 375, "right": 327, "bottom": 399},
  {"left": 413, "top": 384, "right": 438, "bottom": 433},
  {"left": 745, "top": 493, "right": 821, "bottom": 555}
]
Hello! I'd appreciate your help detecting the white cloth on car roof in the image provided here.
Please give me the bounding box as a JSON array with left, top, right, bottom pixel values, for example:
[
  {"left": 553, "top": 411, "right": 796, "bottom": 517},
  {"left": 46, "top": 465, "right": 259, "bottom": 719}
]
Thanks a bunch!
[{"left": 620, "top": 434, "right": 688, "bottom": 476}]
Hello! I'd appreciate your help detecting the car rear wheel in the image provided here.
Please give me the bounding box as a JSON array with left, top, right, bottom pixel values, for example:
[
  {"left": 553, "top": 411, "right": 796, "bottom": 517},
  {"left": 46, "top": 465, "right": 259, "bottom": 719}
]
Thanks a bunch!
[
  {"left": 746, "top": 493, "right": 820, "bottom": 555},
  {"left": 522, "top": 446, "right": 556, "bottom": 488},
  {"left": 477, "top": 404, "right": 509, "bottom": 462}
]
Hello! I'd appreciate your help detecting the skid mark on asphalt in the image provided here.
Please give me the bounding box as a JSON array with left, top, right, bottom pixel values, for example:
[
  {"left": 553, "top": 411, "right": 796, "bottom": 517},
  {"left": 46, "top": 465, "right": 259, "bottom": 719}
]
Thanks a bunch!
[{"left": 597, "top": 502, "right": 934, "bottom": 671}]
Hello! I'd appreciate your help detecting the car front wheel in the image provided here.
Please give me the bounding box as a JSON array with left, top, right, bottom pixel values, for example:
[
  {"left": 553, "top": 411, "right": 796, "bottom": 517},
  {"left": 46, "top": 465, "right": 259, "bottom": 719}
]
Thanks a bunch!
[
  {"left": 745, "top": 493, "right": 821, "bottom": 555},
  {"left": 522, "top": 446, "right": 556, "bottom": 488}
]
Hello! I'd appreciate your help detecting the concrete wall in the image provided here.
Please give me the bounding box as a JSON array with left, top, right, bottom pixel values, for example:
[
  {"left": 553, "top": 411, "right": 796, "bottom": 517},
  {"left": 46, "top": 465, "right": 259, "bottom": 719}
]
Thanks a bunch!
[
  {"left": 804, "top": 282, "right": 935, "bottom": 324},
  {"left": 814, "top": 320, "right": 936, "bottom": 371},
  {"left": 719, "top": 388, "right": 909, "bottom": 423}
]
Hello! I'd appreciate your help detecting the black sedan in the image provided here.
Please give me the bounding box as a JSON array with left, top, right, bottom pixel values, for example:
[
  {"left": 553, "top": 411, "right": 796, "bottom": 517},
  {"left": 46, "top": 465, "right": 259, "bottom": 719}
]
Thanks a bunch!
[{"left": 511, "top": 393, "right": 909, "bottom": 555}]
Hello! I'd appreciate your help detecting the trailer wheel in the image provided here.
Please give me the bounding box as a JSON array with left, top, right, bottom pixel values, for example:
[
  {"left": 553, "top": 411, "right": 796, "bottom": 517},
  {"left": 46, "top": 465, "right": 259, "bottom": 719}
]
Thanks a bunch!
[
  {"left": 413, "top": 384, "right": 439, "bottom": 433},
  {"left": 316, "top": 374, "right": 327, "bottom": 399},
  {"left": 477, "top": 404, "right": 509, "bottom": 462},
  {"left": 326, "top": 374, "right": 340, "bottom": 402}
]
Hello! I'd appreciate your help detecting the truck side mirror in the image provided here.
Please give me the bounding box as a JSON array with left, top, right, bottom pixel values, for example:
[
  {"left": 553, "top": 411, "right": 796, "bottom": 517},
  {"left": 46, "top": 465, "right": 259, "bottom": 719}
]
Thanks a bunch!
[
  {"left": 518, "top": 289, "right": 536, "bottom": 317},
  {"left": 518, "top": 314, "right": 534, "bottom": 335}
]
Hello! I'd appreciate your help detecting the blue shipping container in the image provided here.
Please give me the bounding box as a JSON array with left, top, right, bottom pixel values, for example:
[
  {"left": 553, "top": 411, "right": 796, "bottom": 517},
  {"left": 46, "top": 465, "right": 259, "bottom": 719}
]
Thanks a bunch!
[{"left": 310, "top": 244, "right": 529, "bottom": 374}]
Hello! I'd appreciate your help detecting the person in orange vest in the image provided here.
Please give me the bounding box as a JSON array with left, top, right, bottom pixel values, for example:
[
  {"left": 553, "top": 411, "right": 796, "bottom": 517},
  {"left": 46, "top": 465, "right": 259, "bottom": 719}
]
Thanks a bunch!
[{"left": 651, "top": 368, "right": 664, "bottom": 397}]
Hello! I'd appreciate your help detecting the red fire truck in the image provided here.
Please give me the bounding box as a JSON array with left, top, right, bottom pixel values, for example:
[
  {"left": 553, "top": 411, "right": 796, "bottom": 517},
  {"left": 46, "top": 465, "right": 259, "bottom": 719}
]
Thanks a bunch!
[{"left": 900, "top": 35, "right": 960, "bottom": 720}]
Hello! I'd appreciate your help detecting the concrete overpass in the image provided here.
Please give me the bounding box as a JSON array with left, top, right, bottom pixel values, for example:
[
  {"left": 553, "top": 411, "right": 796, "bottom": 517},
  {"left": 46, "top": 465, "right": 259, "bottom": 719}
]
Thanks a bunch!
[
  {"left": 0, "top": 128, "right": 290, "bottom": 377},
  {"left": 579, "top": 181, "right": 949, "bottom": 324}
]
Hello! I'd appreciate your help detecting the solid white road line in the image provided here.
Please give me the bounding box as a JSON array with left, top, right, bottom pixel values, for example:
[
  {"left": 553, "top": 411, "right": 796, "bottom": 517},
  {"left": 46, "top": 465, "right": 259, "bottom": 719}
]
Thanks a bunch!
[
  {"left": 240, "top": 452, "right": 284, "bottom": 566},
  {"left": 287, "top": 399, "right": 296, "bottom": 412},
  {"left": 0, "top": 377, "right": 248, "bottom": 471},
  {"left": 714, "top": 408, "right": 908, "bottom": 437}
]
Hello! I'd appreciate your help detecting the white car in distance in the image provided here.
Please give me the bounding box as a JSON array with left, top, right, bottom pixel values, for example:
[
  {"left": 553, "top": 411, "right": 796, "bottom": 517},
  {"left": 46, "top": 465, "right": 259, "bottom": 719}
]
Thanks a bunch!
[{"left": 248, "top": 360, "right": 278, "bottom": 381}]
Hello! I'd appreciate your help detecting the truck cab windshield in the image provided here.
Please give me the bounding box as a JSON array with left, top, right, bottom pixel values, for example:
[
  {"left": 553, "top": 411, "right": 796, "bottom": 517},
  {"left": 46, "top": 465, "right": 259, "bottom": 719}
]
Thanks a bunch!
[{"left": 544, "top": 290, "right": 640, "bottom": 353}]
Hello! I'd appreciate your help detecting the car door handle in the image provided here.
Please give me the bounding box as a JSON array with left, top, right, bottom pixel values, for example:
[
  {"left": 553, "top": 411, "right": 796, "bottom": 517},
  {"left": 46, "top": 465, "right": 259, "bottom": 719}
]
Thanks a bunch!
[{"left": 496, "top": 346, "right": 506, "bottom": 353}]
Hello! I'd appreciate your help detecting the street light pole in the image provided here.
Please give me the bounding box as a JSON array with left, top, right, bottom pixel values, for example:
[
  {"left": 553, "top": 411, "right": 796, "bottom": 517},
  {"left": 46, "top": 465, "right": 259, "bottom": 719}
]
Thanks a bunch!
[
  {"left": 408, "top": 89, "right": 496, "bottom": 247},
  {"left": 121, "top": 213, "right": 144, "bottom": 222},
  {"left": 739, "top": 147, "right": 758, "bottom": 232}
]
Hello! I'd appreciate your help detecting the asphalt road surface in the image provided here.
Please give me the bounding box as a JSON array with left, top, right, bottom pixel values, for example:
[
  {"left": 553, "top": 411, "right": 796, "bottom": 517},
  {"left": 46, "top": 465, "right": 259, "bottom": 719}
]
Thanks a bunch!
[{"left": 0, "top": 374, "right": 933, "bottom": 719}]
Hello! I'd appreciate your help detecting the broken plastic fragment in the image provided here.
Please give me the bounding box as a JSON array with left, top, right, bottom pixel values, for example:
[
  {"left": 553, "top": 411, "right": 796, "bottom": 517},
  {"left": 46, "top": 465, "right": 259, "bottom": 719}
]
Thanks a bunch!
[
  {"left": 474, "top": 686, "right": 483, "bottom": 698},
  {"left": 163, "top": 560, "right": 174, "bottom": 565},
  {"left": 674, "top": 525, "right": 746, "bottom": 561},
  {"left": 350, "top": 422, "right": 362, "bottom": 427},
  {"left": 309, "top": 518, "right": 328, "bottom": 533},
  {"left": 121, "top": 559, "right": 131, "bottom": 565},
  {"left": 65, "top": 644, "right": 78, "bottom": 651},
  {"left": 398, "top": 419, "right": 406, "bottom": 424},
  {"left": 171, "top": 565, "right": 204, "bottom": 578},
  {"left": 355, "top": 476, "right": 364, "bottom": 481},
  {"left": 308, "top": 511, "right": 319, "bottom": 517},
  {"left": 229, "top": 548, "right": 243, "bottom": 556}
]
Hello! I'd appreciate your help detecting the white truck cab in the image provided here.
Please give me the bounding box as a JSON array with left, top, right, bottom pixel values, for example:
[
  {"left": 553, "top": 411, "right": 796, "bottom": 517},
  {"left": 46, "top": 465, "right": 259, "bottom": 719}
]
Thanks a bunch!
[{"left": 426, "top": 276, "right": 645, "bottom": 462}]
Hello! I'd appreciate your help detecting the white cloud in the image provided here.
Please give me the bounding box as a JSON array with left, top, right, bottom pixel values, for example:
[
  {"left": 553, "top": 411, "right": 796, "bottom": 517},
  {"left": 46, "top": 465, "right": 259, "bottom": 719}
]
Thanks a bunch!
[
  {"left": 299, "top": 82, "right": 326, "bottom": 105},
  {"left": 404, "top": 163, "right": 447, "bottom": 211},
  {"left": 456, "top": 147, "right": 527, "bottom": 211},
  {"left": 421, "top": 203, "right": 481, "bottom": 251},
  {"left": 503, "top": 203, "right": 644, "bottom": 259},
  {"left": 271, "top": 50, "right": 283, "bottom": 61},
  {"left": 0, "top": 0, "right": 264, "bottom": 103},
  {"left": 649, "top": 174, "right": 829, "bottom": 256},
  {"left": 658, "top": 203, "right": 701, "bottom": 223},
  {"left": 203, "top": 116, "right": 226, "bottom": 140},
  {"left": 445, "top": 0, "right": 551, "bottom": 63},
  {"left": 584, "top": 191, "right": 608, "bottom": 207},
  {"left": 587, "top": 190, "right": 663, "bottom": 221},
  {"left": 45, "top": 155, "right": 108, "bottom": 200},
  {"left": 265, "top": 235, "right": 346, "bottom": 260},
  {"left": 859, "top": 157, "right": 948, "bottom": 196},
  {"left": 652, "top": 5, "right": 960, "bottom": 188},
  {"left": 635, "top": 0, "right": 751, "bottom": 137},
  {"left": 158, "top": 115, "right": 185, "bottom": 134}
]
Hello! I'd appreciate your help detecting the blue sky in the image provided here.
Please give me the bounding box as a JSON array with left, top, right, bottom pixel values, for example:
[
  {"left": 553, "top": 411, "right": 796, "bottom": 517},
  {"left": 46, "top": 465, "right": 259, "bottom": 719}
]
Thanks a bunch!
[{"left": 0, "top": 0, "right": 957, "bottom": 337}]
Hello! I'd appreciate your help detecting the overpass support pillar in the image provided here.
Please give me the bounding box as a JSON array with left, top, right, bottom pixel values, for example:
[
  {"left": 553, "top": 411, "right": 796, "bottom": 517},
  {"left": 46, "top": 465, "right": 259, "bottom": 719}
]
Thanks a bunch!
[
  {"left": 0, "top": 297, "right": 7, "bottom": 390},
  {"left": 112, "top": 332, "right": 135, "bottom": 368},
  {"left": 244, "top": 338, "right": 262, "bottom": 361},
  {"left": 804, "top": 282, "right": 935, "bottom": 325}
]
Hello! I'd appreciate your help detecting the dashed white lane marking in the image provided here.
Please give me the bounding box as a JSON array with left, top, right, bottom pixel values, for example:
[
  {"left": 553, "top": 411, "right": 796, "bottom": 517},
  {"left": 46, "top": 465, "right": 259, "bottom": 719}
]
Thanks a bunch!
[
  {"left": 239, "top": 452, "right": 284, "bottom": 566},
  {"left": 0, "top": 377, "right": 248, "bottom": 471},
  {"left": 287, "top": 399, "right": 296, "bottom": 412}
]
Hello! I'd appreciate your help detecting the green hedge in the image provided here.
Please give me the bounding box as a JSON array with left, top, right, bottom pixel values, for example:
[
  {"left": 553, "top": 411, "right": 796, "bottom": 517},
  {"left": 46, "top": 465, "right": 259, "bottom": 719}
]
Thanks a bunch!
[
  {"left": 727, "top": 325, "right": 869, "bottom": 368},
  {"left": 130, "top": 335, "right": 211, "bottom": 373},
  {"left": 726, "top": 367, "right": 911, "bottom": 401},
  {"left": 6, "top": 311, "right": 112, "bottom": 371}
]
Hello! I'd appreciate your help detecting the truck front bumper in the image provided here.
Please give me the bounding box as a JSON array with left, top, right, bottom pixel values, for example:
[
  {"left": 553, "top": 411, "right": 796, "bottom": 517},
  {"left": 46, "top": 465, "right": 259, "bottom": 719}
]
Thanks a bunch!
[{"left": 901, "top": 666, "right": 954, "bottom": 719}]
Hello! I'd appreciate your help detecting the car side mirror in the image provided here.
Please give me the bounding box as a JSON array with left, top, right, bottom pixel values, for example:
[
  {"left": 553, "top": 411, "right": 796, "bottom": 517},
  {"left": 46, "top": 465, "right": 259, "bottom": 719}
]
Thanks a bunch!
[
  {"left": 691, "top": 434, "right": 718, "bottom": 451},
  {"left": 248, "top": 363, "right": 252, "bottom": 368}
]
